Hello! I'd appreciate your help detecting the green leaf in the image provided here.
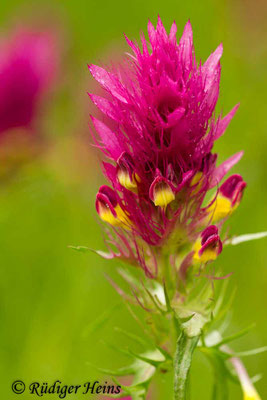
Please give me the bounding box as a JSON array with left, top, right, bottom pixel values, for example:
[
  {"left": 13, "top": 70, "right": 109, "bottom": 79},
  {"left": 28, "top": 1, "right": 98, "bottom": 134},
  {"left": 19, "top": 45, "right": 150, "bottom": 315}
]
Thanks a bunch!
[
  {"left": 86, "top": 363, "right": 136, "bottom": 376},
  {"left": 114, "top": 326, "right": 148, "bottom": 347},
  {"left": 144, "top": 287, "right": 166, "bottom": 314},
  {"left": 163, "top": 283, "right": 172, "bottom": 312},
  {"left": 225, "top": 231, "right": 267, "bottom": 245},
  {"left": 106, "top": 361, "right": 156, "bottom": 399},
  {"left": 212, "top": 280, "right": 229, "bottom": 317},
  {"left": 251, "top": 374, "right": 263, "bottom": 384},
  {"left": 128, "top": 349, "right": 164, "bottom": 367},
  {"left": 69, "top": 245, "right": 91, "bottom": 253},
  {"left": 81, "top": 303, "right": 121, "bottom": 338},
  {"left": 233, "top": 346, "right": 267, "bottom": 358},
  {"left": 156, "top": 345, "right": 172, "bottom": 361},
  {"left": 100, "top": 340, "right": 134, "bottom": 359},
  {"left": 214, "top": 323, "right": 256, "bottom": 347},
  {"left": 198, "top": 346, "right": 230, "bottom": 361},
  {"left": 123, "top": 302, "right": 152, "bottom": 339},
  {"left": 69, "top": 245, "right": 115, "bottom": 259},
  {"left": 179, "top": 314, "right": 196, "bottom": 324},
  {"left": 214, "top": 287, "right": 236, "bottom": 323},
  {"left": 118, "top": 268, "right": 143, "bottom": 289}
]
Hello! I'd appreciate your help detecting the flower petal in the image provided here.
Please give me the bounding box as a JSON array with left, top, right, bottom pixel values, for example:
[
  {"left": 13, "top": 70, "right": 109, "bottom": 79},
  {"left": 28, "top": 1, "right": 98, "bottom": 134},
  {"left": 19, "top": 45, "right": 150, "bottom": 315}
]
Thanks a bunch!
[
  {"left": 202, "top": 43, "right": 223, "bottom": 92},
  {"left": 88, "top": 93, "right": 118, "bottom": 120},
  {"left": 210, "top": 151, "right": 244, "bottom": 188},
  {"left": 91, "top": 116, "right": 123, "bottom": 159},
  {"left": 215, "top": 104, "right": 240, "bottom": 140},
  {"left": 88, "top": 64, "right": 128, "bottom": 103}
]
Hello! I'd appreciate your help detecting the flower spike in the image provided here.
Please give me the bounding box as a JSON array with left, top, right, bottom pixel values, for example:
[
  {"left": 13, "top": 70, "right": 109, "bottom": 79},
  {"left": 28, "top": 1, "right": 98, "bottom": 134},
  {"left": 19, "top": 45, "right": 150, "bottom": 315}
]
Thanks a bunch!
[
  {"left": 85, "top": 15, "right": 265, "bottom": 400},
  {"left": 88, "top": 17, "right": 246, "bottom": 274}
]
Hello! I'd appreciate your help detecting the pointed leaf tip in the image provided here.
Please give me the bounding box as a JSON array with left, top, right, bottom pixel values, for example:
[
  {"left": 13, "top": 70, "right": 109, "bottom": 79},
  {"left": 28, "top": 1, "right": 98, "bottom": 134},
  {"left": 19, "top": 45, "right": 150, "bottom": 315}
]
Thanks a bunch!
[
  {"left": 185, "top": 19, "right": 192, "bottom": 29},
  {"left": 169, "top": 20, "right": 177, "bottom": 41},
  {"left": 157, "top": 14, "right": 164, "bottom": 26},
  {"left": 226, "top": 232, "right": 267, "bottom": 246},
  {"left": 147, "top": 19, "right": 157, "bottom": 44},
  {"left": 215, "top": 104, "right": 240, "bottom": 140},
  {"left": 203, "top": 43, "right": 223, "bottom": 91},
  {"left": 89, "top": 64, "right": 128, "bottom": 103},
  {"left": 180, "top": 20, "right": 193, "bottom": 41},
  {"left": 210, "top": 151, "right": 244, "bottom": 188},
  {"left": 68, "top": 245, "right": 91, "bottom": 253}
]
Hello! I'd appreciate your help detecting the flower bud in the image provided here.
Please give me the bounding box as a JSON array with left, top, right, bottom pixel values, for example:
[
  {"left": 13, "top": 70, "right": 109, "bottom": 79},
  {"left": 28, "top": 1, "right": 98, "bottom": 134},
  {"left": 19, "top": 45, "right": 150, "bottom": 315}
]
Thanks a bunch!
[
  {"left": 149, "top": 175, "right": 175, "bottom": 208},
  {"left": 117, "top": 152, "right": 140, "bottom": 191},
  {"left": 96, "top": 185, "right": 130, "bottom": 227},
  {"left": 193, "top": 225, "right": 222, "bottom": 263},
  {"left": 209, "top": 174, "right": 246, "bottom": 222}
]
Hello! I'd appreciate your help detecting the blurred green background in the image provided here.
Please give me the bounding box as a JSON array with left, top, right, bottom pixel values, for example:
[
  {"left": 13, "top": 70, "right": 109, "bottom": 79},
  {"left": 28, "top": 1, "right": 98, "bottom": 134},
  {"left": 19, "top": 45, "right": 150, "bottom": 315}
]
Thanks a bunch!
[{"left": 0, "top": 0, "right": 266, "bottom": 399}]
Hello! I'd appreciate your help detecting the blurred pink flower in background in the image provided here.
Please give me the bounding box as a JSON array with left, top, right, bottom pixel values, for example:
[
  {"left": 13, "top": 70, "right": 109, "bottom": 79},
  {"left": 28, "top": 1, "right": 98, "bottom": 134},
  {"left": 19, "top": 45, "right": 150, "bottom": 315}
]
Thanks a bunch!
[
  {"left": 0, "top": 28, "right": 57, "bottom": 135},
  {"left": 0, "top": 26, "right": 58, "bottom": 176}
]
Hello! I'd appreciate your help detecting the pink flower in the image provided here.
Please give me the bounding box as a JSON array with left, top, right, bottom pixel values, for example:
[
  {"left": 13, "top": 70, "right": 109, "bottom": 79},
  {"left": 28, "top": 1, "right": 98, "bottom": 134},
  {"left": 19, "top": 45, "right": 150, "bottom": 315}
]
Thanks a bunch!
[
  {"left": 0, "top": 28, "right": 57, "bottom": 135},
  {"left": 208, "top": 174, "right": 246, "bottom": 222},
  {"left": 89, "top": 17, "right": 245, "bottom": 277},
  {"left": 193, "top": 225, "right": 222, "bottom": 263}
]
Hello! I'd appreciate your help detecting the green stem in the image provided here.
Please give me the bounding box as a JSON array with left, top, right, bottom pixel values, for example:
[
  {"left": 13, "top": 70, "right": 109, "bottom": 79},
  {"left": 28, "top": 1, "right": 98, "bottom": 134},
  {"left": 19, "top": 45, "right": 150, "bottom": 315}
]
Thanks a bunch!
[
  {"left": 210, "top": 356, "right": 229, "bottom": 400},
  {"left": 174, "top": 331, "right": 199, "bottom": 400}
]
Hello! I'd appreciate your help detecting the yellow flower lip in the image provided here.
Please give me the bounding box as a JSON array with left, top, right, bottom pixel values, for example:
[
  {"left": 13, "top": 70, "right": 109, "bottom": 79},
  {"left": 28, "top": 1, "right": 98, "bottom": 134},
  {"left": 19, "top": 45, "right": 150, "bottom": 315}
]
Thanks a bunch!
[
  {"left": 153, "top": 184, "right": 175, "bottom": 207},
  {"left": 96, "top": 185, "right": 131, "bottom": 228},
  {"left": 117, "top": 151, "right": 140, "bottom": 192},
  {"left": 97, "top": 202, "right": 118, "bottom": 225},
  {"left": 207, "top": 174, "right": 246, "bottom": 223},
  {"left": 97, "top": 200, "right": 131, "bottom": 228},
  {"left": 190, "top": 171, "right": 203, "bottom": 194},
  {"left": 207, "top": 194, "right": 233, "bottom": 223},
  {"left": 244, "top": 393, "right": 261, "bottom": 400},
  {"left": 149, "top": 175, "right": 175, "bottom": 208},
  {"left": 118, "top": 169, "right": 140, "bottom": 191}
]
